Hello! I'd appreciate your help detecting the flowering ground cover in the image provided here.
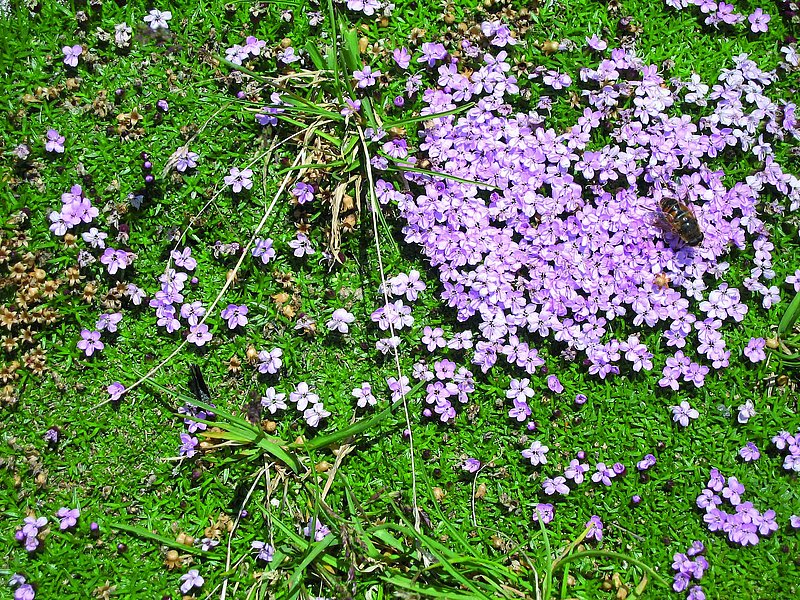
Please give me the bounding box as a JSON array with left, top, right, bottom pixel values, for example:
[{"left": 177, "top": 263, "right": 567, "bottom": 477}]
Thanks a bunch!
[{"left": 1, "top": 0, "right": 800, "bottom": 598}]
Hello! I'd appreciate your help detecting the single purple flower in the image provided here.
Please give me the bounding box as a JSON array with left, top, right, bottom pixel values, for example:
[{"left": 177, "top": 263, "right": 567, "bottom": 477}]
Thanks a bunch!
[
  {"left": 56, "top": 507, "right": 80, "bottom": 530},
  {"left": 45, "top": 129, "right": 65, "bottom": 153},
  {"left": 251, "top": 540, "right": 275, "bottom": 562},
  {"left": 585, "top": 515, "right": 603, "bottom": 541},
  {"left": 179, "top": 569, "right": 204, "bottom": 594},
  {"left": 77, "top": 330, "right": 104, "bottom": 357},
  {"left": 744, "top": 338, "right": 766, "bottom": 363},
  {"left": 220, "top": 304, "right": 248, "bottom": 329},
  {"left": 353, "top": 65, "right": 380, "bottom": 88},
  {"left": 326, "top": 309, "right": 355, "bottom": 334},
  {"left": 748, "top": 8, "right": 770, "bottom": 33},
  {"left": 739, "top": 442, "right": 760, "bottom": 462},
  {"left": 224, "top": 167, "right": 253, "bottom": 193},
  {"left": 62, "top": 44, "right": 82, "bottom": 67}
]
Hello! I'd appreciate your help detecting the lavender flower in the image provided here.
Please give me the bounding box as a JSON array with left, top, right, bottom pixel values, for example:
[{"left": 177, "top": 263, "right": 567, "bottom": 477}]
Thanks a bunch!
[
  {"left": 671, "top": 401, "right": 699, "bottom": 427},
  {"left": 739, "top": 442, "right": 760, "bottom": 462},
  {"left": 220, "top": 304, "right": 248, "bottom": 329},
  {"left": 585, "top": 515, "right": 603, "bottom": 542},
  {"left": 257, "top": 348, "right": 283, "bottom": 374},
  {"left": 251, "top": 540, "right": 275, "bottom": 562},
  {"left": 56, "top": 507, "right": 80, "bottom": 530},
  {"left": 62, "top": 44, "right": 82, "bottom": 67},
  {"left": 521, "top": 440, "right": 549, "bottom": 466},
  {"left": 179, "top": 569, "right": 204, "bottom": 594},
  {"left": 353, "top": 66, "right": 380, "bottom": 88},
  {"left": 224, "top": 167, "right": 253, "bottom": 193},
  {"left": 77, "top": 330, "right": 104, "bottom": 357},
  {"left": 326, "top": 309, "right": 355, "bottom": 334},
  {"left": 45, "top": 129, "right": 65, "bottom": 153},
  {"left": 352, "top": 383, "right": 376, "bottom": 408},
  {"left": 260, "top": 387, "right": 287, "bottom": 414}
]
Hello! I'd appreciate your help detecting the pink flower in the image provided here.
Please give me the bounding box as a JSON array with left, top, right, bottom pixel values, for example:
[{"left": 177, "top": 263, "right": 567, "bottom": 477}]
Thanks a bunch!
[{"left": 77, "top": 330, "right": 104, "bottom": 356}]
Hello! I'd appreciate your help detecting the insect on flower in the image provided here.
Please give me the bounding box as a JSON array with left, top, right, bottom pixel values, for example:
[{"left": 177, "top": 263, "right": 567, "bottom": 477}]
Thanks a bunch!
[{"left": 658, "top": 197, "right": 704, "bottom": 246}]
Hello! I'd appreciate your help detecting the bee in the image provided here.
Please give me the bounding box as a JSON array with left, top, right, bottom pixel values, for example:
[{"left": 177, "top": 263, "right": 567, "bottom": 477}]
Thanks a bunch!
[{"left": 659, "top": 197, "right": 703, "bottom": 246}]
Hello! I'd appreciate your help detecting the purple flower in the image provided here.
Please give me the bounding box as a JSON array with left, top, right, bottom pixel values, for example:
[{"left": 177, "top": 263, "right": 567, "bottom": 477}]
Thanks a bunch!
[
  {"left": 739, "top": 442, "right": 760, "bottom": 462},
  {"left": 737, "top": 399, "right": 755, "bottom": 424},
  {"left": 586, "top": 35, "right": 607, "bottom": 51},
  {"left": 790, "top": 515, "right": 800, "bottom": 529},
  {"left": 542, "top": 476, "right": 569, "bottom": 495},
  {"left": 546, "top": 375, "right": 563, "bottom": 393},
  {"left": 187, "top": 323, "right": 212, "bottom": 346},
  {"left": 591, "top": 463, "right": 616, "bottom": 486},
  {"left": 171, "top": 247, "right": 197, "bottom": 270},
  {"left": 564, "top": 459, "right": 589, "bottom": 484},
  {"left": 252, "top": 238, "right": 276, "bottom": 264},
  {"left": 748, "top": 8, "right": 770, "bottom": 33},
  {"left": 421, "top": 326, "right": 446, "bottom": 351},
  {"left": 352, "top": 383, "right": 376, "bottom": 408},
  {"left": 62, "top": 44, "right": 82, "bottom": 67},
  {"left": 99, "top": 247, "right": 130, "bottom": 275},
  {"left": 77, "top": 330, "right": 104, "bottom": 357},
  {"left": 636, "top": 454, "right": 657, "bottom": 471},
  {"left": 257, "top": 348, "right": 283, "bottom": 374},
  {"left": 341, "top": 98, "right": 361, "bottom": 118},
  {"left": 533, "top": 503, "right": 554, "bottom": 524},
  {"left": 671, "top": 401, "right": 699, "bottom": 427},
  {"left": 45, "top": 129, "right": 65, "bottom": 153},
  {"left": 392, "top": 47, "right": 411, "bottom": 69},
  {"left": 290, "top": 382, "right": 319, "bottom": 411},
  {"left": 14, "top": 585, "right": 35, "bottom": 600},
  {"left": 251, "top": 540, "right": 275, "bottom": 562},
  {"left": 303, "top": 402, "right": 331, "bottom": 427},
  {"left": 417, "top": 42, "right": 447, "bottom": 67},
  {"left": 220, "top": 304, "right": 248, "bottom": 329},
  {"left": 326, "top": 309, "right": 355, "bottom": 334},
  {"left": 224, "top": 167, "right": 253, "bottom": 193},
  {"left": 722, "top": 476, "right": 745, "bottom": 506},
  {"left": 288, "top": 233, "right": 315, "bottom": 257},
  {"left": 56, "top": 507, "right": 80, "bottom": 530},
  {"left": 144, "top": 8, "right": 172, "bottom": 30},
  {"left": 521, "top": 440, "right": 549, "bottom": 466},
  {"left": 353, "top": 66, "right": 380, "bottom": 88},
  {"left": 179, "top": 569, "right": 204, "bottom": 594},
  {"left": 179, "top": 433, "right": 198, "bottom": 458},
  {"left": 744, "top": 338, "right": 766, "bottom": 363},
  {"left": 96, "top": 312, "right": 122, "bottom": 333},
  {"left": 173, "top": 147, "right": 199, "bottom": 172},
  {"left": 303, "top": 518, "right": 331, "bottom": 541},
  {"left": 107, "top": 382, "right": 126, "bottom": 402},
  {"left": 462, "top": 458, "right": 481, "bottom": 473},
  {"left": 585, "top": 515, "right": 603, "bottom": 541},
  {"left": 292, "top": 182, "right": 315, "bottom": 204}
]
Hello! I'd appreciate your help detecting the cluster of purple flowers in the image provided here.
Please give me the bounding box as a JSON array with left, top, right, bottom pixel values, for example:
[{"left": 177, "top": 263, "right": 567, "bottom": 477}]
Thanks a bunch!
[
  {"left": 378, "top": 23, "right": 798, "bottom": 400},
  {"left": 671, "top": 540, "right": 708, "bottom": 598},
  {"left": 145, "top": 248, "right": 214, "bottom": 345},
  {"left": 411, "top": 357, "right": 475, "bottom": 423},
  {"left": 177, "top": 401, "right": 215, "bottom": 458},
  {"left": 697, "top": 468, "right": 778, "bottom": 546},
  {"left": 225, "top": 35, "right": 267, "bottom": 65},
  {"left": 9, "top": 575, "right": 35, "bottom": 600},
  {"left": 539, "top": 454, "right": 628, "bottom": 496},
  {"left": 48, "top": 184, "right": 99, "bottom": 237},
  {"left": 666, "top": 0, "right": 773, "bottom": 33},
  {"left": 772, "top": 430, "right": 800, "bottom": 472},
  {"left": 14, "top": 516, "right": 47, "bottom": 552}
]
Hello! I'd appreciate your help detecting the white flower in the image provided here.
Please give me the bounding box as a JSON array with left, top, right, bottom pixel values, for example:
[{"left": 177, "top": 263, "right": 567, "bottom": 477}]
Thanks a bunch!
[
  {"left": 114, "top": 22, "right": 132, "bottom": 47},
  {"left": 304, "top": 402, "right": 330, "bottom": 427},
  {"left": 737, "top": 399, "right": 756, "bottom": 424},
  {"left": 144, "top": 9, "right": 172, "bottom": 30}
]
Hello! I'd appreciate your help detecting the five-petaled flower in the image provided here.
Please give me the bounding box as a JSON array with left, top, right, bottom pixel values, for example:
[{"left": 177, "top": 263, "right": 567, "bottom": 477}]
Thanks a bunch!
[
  {"left": 671, "top": 401, "right": 699, "bottom": 427},
  {"left": 353, "top": 65, "right": 380, "bottom": 88},
  {"left": 220, "top": 304, "right": 248, "bottom": 329},
  {"left": 224, "top": 167, "right": 253, "bottom": 193},
  {"left": 179, "top": 569, "right": 204, "bottom": 594},
  {"left": 144, "top": 8, "right": 172, "bottom": 30},
  {"left": 77, "top": 329, "right": 104, "bottom": 356}
]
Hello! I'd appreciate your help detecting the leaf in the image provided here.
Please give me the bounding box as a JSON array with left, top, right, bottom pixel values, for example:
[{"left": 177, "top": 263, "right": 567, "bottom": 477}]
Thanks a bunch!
[
  {"left": 110, "top": 522, "right": 204, "bottom": 555},
  {"left": 778, "top": 291, "right": 800, "bottom": 336}
]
